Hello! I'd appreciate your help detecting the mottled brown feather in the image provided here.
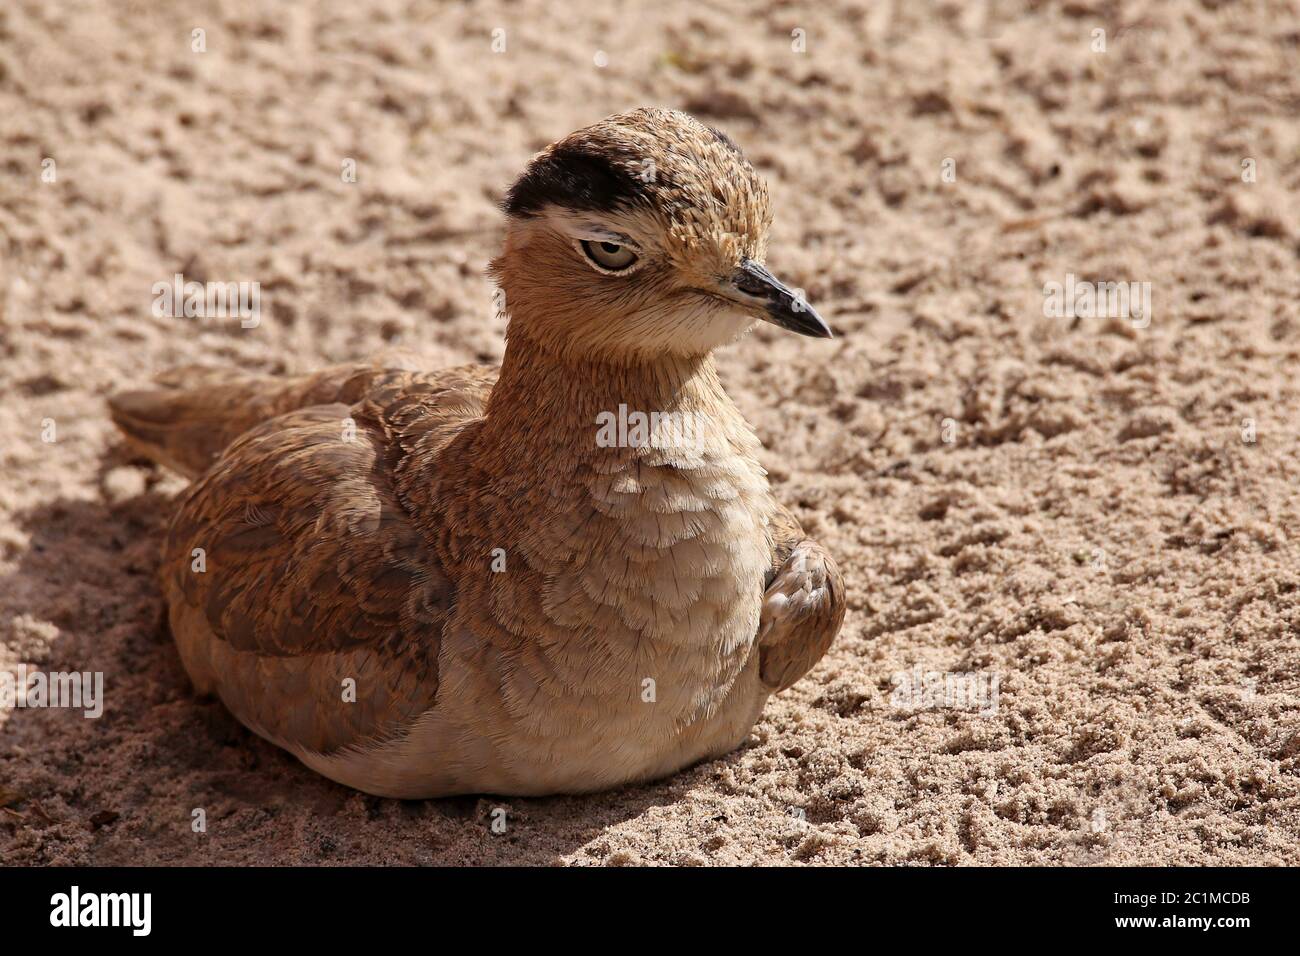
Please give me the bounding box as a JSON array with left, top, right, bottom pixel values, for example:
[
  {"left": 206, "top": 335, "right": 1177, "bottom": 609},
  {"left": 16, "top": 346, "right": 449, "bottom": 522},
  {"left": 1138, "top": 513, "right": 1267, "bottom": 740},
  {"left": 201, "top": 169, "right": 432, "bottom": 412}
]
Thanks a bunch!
[
  {"left": 148, "top": 365, "right": 495, "bottom": 755},
  {"left": 759, "top": 505, "right": 846, "bottom": 693}
]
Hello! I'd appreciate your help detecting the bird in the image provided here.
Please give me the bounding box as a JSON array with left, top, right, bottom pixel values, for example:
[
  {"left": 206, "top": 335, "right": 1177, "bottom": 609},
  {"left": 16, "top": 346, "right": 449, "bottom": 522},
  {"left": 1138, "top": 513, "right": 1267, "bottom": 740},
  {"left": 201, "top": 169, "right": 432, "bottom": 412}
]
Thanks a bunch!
[{"left": 109, "top": 107, "right": 845, "bottom": 798}]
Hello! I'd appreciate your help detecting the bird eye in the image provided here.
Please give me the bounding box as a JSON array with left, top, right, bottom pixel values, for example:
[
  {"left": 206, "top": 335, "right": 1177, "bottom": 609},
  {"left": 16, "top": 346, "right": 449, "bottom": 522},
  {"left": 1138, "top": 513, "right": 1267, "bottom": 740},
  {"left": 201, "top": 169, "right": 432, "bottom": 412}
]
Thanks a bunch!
[{"left": 580, "top": 239, "right": 639, "bottom": 273}]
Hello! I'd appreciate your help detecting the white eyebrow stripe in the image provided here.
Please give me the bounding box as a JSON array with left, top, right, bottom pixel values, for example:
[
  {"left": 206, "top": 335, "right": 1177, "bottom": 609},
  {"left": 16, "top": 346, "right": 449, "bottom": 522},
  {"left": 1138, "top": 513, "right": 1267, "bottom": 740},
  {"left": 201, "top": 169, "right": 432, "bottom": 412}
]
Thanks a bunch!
[
  {"left": 573, "top": 226, "right": 635, "bottom": 246},
  {"left": 538, "top": 206, "right": 643, "bottom": 250}
]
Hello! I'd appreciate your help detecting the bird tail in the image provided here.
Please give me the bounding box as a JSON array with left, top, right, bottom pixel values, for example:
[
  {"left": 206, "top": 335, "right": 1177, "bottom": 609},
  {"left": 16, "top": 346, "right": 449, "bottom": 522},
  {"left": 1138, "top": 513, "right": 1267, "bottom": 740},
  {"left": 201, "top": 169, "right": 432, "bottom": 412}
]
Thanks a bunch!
[
  {"left": 108, "top": 367, "right": 279, "bottom": 479},
  {"left": 107, "top": 364, "right": 371, "bottom": 479}
]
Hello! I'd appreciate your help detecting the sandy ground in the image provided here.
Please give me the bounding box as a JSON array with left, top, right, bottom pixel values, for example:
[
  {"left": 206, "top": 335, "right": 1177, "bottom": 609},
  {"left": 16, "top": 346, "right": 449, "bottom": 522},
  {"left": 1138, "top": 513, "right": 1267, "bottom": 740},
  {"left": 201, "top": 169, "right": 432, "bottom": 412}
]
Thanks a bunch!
[{"left": 2, "top": 0, "right": 1299, "bottom": 866}]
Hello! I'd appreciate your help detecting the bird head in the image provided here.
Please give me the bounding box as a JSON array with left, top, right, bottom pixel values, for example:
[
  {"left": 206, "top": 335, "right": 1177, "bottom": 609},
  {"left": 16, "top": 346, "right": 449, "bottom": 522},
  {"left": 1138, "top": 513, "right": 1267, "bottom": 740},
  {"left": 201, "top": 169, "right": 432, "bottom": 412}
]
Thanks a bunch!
[{"left": 489, "top": 108, "right": 831, "bottom": 363}]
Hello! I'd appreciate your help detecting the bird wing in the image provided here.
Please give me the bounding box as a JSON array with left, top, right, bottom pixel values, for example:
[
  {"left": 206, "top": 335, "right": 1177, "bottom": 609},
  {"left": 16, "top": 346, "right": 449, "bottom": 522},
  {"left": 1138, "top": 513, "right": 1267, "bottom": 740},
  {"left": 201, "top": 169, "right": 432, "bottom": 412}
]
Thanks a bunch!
[
  {"left": 758, "top": 504, "right": 845, "bottom": 693},
  {"left": 155, "top": 365, "right": 497, "bottom": 756}
]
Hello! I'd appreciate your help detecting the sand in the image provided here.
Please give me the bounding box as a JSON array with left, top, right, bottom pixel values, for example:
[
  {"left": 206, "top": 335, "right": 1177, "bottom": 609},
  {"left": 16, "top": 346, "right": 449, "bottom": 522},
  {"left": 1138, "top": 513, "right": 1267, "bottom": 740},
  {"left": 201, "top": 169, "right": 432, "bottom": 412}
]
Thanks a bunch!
[{"left": 2, "top": 0, "right": 1298, "bottom": 865}]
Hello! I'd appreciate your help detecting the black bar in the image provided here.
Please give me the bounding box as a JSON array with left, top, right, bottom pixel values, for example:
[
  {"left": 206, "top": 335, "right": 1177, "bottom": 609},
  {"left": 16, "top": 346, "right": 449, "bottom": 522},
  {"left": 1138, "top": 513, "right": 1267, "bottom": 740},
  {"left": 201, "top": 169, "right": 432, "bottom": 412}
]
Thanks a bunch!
[{"left": 0, "top": 866, "right": 1283, "bottom": 941}]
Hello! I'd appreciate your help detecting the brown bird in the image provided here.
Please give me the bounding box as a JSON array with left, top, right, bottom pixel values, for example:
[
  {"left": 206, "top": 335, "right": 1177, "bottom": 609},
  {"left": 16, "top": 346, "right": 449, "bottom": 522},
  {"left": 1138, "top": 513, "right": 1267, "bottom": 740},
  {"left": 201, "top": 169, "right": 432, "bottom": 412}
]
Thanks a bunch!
[{"left": 110, "top": 108, "right": 845, "bottom": 798}]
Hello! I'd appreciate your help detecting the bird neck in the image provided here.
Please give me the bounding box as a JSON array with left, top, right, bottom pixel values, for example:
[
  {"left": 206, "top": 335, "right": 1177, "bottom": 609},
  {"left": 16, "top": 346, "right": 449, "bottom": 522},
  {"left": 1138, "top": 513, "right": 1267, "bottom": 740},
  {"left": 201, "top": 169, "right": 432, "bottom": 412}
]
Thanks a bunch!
[{"left": 483, "top": 330, "right": 738, "bottom": 456}]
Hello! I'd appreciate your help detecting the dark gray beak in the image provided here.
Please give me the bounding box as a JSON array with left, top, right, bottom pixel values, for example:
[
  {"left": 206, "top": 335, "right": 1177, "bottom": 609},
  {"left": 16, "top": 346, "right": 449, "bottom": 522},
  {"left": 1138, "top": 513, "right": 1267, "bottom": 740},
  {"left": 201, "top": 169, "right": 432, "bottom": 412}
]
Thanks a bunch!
[{"left": 732, "top": 258, "right": 832, "bottom": 338}]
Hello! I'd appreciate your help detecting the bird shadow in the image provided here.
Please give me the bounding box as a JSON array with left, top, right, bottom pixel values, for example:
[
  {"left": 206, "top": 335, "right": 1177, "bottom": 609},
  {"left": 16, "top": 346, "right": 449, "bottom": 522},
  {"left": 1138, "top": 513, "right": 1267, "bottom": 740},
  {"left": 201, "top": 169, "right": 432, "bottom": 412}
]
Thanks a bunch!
[{"left": 0, "top": 443, "right": 698, "bottom": 866}]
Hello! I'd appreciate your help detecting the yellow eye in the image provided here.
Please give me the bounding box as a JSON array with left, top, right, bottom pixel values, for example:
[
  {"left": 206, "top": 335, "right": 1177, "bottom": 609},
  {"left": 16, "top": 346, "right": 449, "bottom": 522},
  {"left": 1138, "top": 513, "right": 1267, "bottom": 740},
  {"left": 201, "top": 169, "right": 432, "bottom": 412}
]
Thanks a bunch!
[{"left": 580, "top": 239, "right": 639, "bottom": 273}]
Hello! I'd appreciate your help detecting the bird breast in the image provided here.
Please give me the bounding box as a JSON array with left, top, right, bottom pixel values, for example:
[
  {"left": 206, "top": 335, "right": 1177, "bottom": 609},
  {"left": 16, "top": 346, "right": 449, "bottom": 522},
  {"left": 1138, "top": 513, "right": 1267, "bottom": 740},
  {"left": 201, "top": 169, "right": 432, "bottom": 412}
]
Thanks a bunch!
[{"left": 421, "top": 418, "right": 774, "bottom": 781}]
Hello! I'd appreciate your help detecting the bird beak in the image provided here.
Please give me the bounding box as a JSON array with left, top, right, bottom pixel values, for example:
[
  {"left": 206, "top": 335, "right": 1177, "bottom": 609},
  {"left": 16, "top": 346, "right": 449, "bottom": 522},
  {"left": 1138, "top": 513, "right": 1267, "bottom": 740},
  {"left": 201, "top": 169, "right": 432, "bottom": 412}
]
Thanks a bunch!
[{"left": 730, "top": 258, "right": 832, "bottom": 338}]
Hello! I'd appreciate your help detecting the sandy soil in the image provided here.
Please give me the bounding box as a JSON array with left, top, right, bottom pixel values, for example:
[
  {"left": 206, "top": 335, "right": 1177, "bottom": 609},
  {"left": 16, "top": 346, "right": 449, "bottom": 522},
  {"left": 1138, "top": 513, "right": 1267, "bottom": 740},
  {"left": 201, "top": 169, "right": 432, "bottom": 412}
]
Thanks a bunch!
[{"left": 2, "top": 0, "right": 1299, "bottom": 866}]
